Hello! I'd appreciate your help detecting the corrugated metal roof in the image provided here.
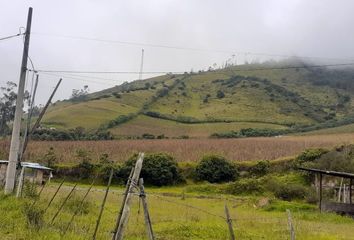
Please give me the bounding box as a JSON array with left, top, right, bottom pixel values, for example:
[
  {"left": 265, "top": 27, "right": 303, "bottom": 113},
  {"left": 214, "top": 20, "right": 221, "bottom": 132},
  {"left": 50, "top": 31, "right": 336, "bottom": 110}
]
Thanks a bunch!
[
  {"left": 0, "top": 160, "right": 52, "bottom": 171},
  {"left": 298, "top": 167, "right": 354, "bottom": 179}
]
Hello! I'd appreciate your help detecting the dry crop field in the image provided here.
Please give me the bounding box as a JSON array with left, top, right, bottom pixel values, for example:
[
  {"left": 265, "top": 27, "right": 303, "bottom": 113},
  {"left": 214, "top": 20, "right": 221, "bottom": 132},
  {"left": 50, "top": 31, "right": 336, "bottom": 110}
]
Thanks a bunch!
[{"left": 1, "top": 133, "right": 354, "bottom": 163}]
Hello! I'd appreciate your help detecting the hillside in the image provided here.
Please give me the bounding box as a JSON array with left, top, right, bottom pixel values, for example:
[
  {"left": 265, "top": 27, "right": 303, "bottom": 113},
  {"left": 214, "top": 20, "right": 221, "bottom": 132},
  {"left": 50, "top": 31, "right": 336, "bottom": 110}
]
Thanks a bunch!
[{"left": 41, "top": 60, "right": 354, "bottom": 138}]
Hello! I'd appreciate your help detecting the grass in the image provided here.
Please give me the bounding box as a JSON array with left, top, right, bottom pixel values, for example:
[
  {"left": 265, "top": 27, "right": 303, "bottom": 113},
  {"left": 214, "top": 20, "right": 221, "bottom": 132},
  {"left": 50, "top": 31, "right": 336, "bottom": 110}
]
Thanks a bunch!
[
  {"left": 0, "top": 183, "right": 353, "bottom": 239},
  {"left": 43, "top": 98, "right": 139, "bottom": 129},
  {"left": 1, "top": 133, "right": 354, "bottom": 164},
  {"left": 110, "top": 115, "right": 287, "bottom": 138},
  {"left": 39, "top": 61, "right": 354, "bottom": 137}
]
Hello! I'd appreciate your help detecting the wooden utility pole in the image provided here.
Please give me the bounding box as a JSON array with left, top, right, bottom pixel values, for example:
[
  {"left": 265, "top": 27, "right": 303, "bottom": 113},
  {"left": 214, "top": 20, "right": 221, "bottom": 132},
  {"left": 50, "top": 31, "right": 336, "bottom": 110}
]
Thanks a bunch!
[
  {"left": 139, "top": 49, "right": 144, "bottom": 80},
  {"left": 19, "top": 73, "right": 39, "bottom": 161},
  {"left": 4, "top": 7, "right": 33, "bottom": 194},
  {"left": 114, "top": 153, "right": 144, "bottom": 240},
  {"left": 286, "top": 209, "right": 296, "bottom": 240},
  {"left": 139, "top": 178, "right": 155, "bottom": 240},
  {"left": 21, "top": 78, "right": 62, "bottom": 156},
  {"left": 224, "top": 204, "right": 235, "bottom": 240}
]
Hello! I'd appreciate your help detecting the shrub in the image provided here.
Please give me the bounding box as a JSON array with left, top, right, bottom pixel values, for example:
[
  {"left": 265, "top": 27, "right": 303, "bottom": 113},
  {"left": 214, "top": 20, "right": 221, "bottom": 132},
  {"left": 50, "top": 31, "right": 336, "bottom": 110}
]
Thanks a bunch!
[
  {"left": 123, "top": 153, "right": 181, "bottom": 186},
  {"left": 42, "top": 147, "right": 57, "bottom": 168},
  {"left": 216, "top": 90, "right": 225, "bottom": 99},
  {"left": 296, "top": 148, "right": 328, "bottom": 164},
  {"left": 23, "top": 181, "right": 39, "bottom": 199},
  {"left": 250, "top": 160, "right": 270, "bottom": 177},
  {"left": 195, "top": 155, "right": 238, "bottom": 183},
  {"left": 273, "top": 183, "right": 308, "bottom": 201},
  {"left": 77, "top": 161, "right": 95, "bottom": 179},
  {"left": 224, "top": 178, "right": 264, "bottom": 195},
  {"left": 142, "top": 133, "right": 155, "bottom": 139},
  {"left": 23, "top": 203, "right": 44, "bottom": 229}
]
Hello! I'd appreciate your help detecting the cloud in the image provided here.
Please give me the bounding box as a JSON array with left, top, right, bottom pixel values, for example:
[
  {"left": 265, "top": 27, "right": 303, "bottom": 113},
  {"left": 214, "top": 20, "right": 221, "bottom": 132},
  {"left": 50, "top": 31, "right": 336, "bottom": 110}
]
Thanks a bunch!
[{"left": 1, "top": 0, "right": 354, "bottom": 103}]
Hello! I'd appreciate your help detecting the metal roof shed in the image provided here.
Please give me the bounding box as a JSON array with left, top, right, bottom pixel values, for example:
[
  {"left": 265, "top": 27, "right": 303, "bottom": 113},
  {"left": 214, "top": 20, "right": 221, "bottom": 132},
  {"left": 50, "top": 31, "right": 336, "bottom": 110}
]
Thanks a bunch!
[{"left": 299, "top": 167, "right": 354, "bottom": 216}]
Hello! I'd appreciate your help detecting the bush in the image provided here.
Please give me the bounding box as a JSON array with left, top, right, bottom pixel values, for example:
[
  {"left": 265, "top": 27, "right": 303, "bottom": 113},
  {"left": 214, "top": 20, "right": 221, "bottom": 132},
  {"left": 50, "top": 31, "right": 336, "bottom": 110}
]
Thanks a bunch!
[
  {"left": 273, "top": 183, "right": 308, "bottom": 201},
  {"left": 42, "top": 147, "right": 57, "bottom": 168},
  {"left": 296, "top": 148, "right": 328, "bottom": 164},
  {"left": 250, "top": 160, "right": 270, "bottom": 177},
  {"left": 216, "top": 90, "right": 225, "bottom": 99},
  {"left": 23, "top": 181, "right": 39, "bottom": 199},
  {"left": 195, "top": 155, "right": 238, "bottom": 183},
  {"left": 123, "top": 153, "right": 182, "bottom": 186},
  {"left": 23, "top": 203, "right": 44, "bottom": 229},
  {"left": 224, "top": 178, "right": 264, "bottom": 195}
]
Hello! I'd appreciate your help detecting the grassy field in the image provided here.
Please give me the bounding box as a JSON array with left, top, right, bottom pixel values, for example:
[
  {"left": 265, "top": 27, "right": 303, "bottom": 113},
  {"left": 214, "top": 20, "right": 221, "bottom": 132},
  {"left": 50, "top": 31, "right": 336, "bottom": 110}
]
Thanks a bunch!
[
  {"left": 1, "top": 133, "right": 354, "bottom": 164},
  {"left": 0, "top": 182, "right": 353, "bottom": 240},
  {"left": 38, "top": 61, "right": 354, "bottom": 137},
  {"left": 110, "top": 115, "right": 287, "bottom": 138}
]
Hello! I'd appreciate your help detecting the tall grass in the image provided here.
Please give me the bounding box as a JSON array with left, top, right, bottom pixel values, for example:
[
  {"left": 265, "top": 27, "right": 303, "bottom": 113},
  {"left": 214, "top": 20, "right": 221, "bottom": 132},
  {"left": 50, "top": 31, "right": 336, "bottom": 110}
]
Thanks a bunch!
[{"left": 1, "top": 134, "right": 353, "bottom": 163}]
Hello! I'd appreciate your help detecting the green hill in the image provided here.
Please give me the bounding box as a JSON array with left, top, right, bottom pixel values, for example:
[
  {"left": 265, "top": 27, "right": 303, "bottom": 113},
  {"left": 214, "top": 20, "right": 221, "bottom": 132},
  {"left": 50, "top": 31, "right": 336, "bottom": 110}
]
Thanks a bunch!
[{"left": 41, "top": 59, "right": 354, "bottom": 138}]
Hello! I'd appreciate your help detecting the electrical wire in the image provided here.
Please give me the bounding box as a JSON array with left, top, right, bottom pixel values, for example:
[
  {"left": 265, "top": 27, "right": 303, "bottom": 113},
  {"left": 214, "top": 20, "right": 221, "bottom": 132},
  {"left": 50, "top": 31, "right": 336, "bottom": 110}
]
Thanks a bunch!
[
  {"left": 32, "top": 32, "right": 354, "bottom": 62},
  {"left": 0, "top": 32, "right": 24, "bottom": 41},
  {"left": 28, "top": 62, "right": 354, "bottom": 76}
]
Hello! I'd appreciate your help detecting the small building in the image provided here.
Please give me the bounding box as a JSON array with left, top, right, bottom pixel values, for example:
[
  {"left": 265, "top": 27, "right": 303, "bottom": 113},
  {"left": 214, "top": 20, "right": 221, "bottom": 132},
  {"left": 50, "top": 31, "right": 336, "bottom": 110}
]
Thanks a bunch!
[
  {"left": 0, "top": 160, "right": 52, "bottom": 185},
  {"left": 299, "top": 167, "right": 354, "bottom": 216}
]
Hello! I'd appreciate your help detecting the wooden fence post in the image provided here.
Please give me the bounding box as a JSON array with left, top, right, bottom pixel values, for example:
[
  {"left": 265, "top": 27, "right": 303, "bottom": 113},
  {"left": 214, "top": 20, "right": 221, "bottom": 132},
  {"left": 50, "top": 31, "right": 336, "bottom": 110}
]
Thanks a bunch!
[
  {"left": 224, "top": 204, "right": 235, "bottom": 240},
  {"left": 44, "top": 178, "right": 65, "bottom": 213},
  {"left": 50, "top": 183, "right": 77, "bottom": 224},
  {"left": 114, "top": 153, "right": 144, "bottom": 240},
  {"left": 63, "top": 180, "right": 95, "bottom": 235},
  {"left": 112, "top": 167, "right": 134, "bottom": 239},
  {"left": 139, "top": 178, "right": 155, "bottom": 240},
  {"left": 16, "top": 166, "right": 25, "bottom": 198},
  {"left": 93, "top": 168, "right": 114, "bottom": 240},
  {"left": 286, "top": 209, "right": 295, "bottom": 240}
]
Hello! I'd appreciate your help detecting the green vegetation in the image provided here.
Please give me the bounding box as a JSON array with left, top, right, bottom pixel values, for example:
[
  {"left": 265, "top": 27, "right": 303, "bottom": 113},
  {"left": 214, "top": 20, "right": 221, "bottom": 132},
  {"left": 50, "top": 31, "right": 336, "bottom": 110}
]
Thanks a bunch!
[
  {"left": 195, "top": 155, "right": 238, "bottom": 183},
  {"left": 36, "top": 60, "right": 354, "bottom": 139}
]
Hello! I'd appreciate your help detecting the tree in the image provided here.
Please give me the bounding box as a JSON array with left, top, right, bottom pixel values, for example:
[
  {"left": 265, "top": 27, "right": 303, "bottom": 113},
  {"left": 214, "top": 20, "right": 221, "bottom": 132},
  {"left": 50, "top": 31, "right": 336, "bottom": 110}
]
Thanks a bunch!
[
  {"left": 71, "top": 85, "right": 89, "bottom": 101},
  {"left": 0, "top": 82, "right": 17, "bottom": 135},
  {"left": 216, "top": 90, "right": 225, "bottom": 99}
]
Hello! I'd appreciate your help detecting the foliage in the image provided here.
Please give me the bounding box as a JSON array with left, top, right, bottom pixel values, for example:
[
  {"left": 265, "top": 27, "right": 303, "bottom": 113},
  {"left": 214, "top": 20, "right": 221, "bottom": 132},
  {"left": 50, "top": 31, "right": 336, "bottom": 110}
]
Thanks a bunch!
[
  {"left": 31, "top": 127, "right": 113, "bottom": 141},
  {"left": 211, "top": 128, "right": 289, "bottom": 138},
  {"left": 306, "top": 145, "right": 354, "bottom": 173},
  {"left": 23, "top": 203, "right": 44, "bottom": 229},
  {"left": 249, "top": 160, "right": 270, "bottom": 177},
  {"left": 0, "top": 81, "right": 30, "bottom": 136},
  {"left": 216, "top": 90, "right": 225, "bottom": 99},
  {"left": 296, "top": 148, "right": 328, "bottom": 165},
  {"left": 224, "top": 178, "right": 264, "bottom": 195},
  {"left": 123, "top": 153, "right": 181, "bottom": 186},
  {"left": 272, "top": 183, "right": 308, "bottom": 201},
  {"left": 23, "top": 181, "right": 39, "bottom": 199},
  {"left": 105, "top": 114, "right": 136, "bottom": 129},
  {"left": 195, "top": 155, "right": 238, "bottom": 183},
  {"left": 71, "top": 85, "right": 89, "bottom": 101},
  {"left": 42, "top": 147, "right": 57, "bottom": 168}
]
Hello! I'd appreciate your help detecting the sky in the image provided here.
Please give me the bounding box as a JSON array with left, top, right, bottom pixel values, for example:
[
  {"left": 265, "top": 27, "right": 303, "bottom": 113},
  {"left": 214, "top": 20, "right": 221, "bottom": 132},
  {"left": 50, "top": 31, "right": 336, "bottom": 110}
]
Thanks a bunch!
[{"left": 1, "top": 0, "right": 354, "bottom": 104}]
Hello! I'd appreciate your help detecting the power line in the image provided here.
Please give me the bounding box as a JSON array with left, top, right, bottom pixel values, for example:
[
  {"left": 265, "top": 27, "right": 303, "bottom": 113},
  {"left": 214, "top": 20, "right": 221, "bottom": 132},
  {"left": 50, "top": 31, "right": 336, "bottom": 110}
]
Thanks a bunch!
[
  {"left": 30, "top": 69, "right": 184, "bottom": 74},
  {"left": 39, "top": 72, "right": 121, "bottom": 86},
  {"left": 0, "top": 32, "right": 24, "bottom": 41},
  {"left": 32, "top": 32, "right": 354, "bottom": 62},
  {"left": 29, "top": 62, "right": 354, "bottom": 76}
]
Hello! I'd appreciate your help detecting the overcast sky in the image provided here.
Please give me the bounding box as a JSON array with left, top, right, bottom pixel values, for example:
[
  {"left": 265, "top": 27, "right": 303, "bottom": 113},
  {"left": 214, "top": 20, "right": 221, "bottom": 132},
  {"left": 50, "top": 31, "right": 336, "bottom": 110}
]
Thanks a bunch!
[{"left": 1, "top": 0, "right": 354, "bottom": 104}]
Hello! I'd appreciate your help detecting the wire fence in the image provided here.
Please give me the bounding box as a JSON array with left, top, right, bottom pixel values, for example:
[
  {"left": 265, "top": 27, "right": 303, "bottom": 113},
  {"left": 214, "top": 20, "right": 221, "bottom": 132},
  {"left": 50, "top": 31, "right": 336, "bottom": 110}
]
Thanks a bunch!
[{"left": 15, "top": 181, "right": 305, "bottom": 240}]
